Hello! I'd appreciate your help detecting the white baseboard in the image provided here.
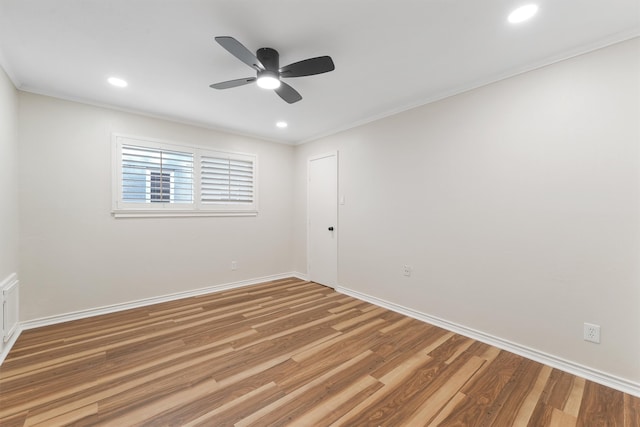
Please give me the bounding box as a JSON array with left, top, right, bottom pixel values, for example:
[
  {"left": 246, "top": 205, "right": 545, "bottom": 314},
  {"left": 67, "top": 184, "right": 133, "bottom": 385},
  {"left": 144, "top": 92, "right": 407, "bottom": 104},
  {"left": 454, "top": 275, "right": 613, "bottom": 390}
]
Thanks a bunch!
[
  {"left": 20, "top": 272, "right": 300, "bottom": 331},
  {"left": 335, "top": 285, "right": 640, "bottom": 398},
  {"left": 292, "top": 271, "right": 309, "bottom": 281}
]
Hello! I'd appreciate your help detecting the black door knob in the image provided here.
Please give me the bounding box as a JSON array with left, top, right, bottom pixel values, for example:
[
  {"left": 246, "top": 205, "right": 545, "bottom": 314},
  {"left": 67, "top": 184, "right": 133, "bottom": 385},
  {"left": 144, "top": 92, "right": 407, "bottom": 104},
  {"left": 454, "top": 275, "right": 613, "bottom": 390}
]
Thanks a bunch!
[{"left": 328, "top": 226, "right": 334, "bottom": 231}]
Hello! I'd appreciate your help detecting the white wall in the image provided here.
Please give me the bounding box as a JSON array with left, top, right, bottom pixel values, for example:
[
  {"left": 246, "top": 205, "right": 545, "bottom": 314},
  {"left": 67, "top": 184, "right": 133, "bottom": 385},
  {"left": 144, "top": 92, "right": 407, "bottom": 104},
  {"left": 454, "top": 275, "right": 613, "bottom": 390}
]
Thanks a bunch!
[
  {"left": 18, "top": 93, "right": 295, "bottom": 321},
  {"left": 0, "top": 65, "right": 19, "bottom": 355},
  {"left": 293, "top": 38, "right": 640, "bottom": 383}
]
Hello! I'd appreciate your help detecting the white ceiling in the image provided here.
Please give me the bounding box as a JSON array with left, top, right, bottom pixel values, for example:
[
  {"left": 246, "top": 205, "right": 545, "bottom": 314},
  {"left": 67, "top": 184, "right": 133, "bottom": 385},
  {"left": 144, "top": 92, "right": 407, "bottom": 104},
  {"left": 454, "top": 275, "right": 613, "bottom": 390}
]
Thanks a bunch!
[{"left": 0, "top": 0, "right": 638, "bottom": 144}]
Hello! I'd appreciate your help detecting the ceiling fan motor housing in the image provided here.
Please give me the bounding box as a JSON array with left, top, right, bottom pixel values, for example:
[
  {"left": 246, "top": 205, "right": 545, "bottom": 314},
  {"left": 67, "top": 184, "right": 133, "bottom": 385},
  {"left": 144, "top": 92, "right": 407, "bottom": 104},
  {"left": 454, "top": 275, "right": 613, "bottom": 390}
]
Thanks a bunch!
[{"left": 256, "top": 47, "right": 279, "bottom": 72}]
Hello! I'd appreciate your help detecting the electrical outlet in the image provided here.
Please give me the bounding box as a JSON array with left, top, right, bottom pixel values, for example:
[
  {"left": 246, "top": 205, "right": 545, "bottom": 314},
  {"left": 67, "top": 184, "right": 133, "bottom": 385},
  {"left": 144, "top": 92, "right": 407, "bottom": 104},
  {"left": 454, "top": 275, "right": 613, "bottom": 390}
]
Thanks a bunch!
[
  {"left": 584, "top": 323, "right": 600, "bottom": 344},
  {"left": 231, "top": 261, "right": 238, "bottom": 271},
  {"left": 403, "top": 265, "right": 412, "bottom": 277}
]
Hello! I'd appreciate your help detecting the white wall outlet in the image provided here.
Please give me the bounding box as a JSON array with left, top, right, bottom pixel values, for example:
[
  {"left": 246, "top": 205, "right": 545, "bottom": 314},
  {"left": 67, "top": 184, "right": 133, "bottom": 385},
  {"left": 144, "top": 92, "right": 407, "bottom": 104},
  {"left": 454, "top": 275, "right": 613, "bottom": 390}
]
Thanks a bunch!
[
  {"left": 403, "top": 265, "right": 412, "bottom": 277},
  {"left": 584, "top": 323, "right": 600, "bottom": 343},
  {"left": 231, "top": 261, "right": 238, "bottom": 271}
]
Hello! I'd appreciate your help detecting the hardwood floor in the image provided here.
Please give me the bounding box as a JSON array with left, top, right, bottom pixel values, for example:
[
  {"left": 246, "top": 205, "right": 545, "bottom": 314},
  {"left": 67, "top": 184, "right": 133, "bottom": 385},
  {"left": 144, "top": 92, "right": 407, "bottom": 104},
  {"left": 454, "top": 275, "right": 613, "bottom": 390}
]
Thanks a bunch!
[{"left": 1, "top": 278, "right": 638, "bottom": 426}]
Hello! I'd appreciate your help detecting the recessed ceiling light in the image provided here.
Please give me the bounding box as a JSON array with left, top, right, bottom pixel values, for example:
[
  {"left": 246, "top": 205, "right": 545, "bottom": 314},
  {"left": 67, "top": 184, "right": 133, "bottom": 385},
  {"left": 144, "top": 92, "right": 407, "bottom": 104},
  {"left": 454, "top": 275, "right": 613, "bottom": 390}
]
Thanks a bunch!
[
  {"left": 276, "top": 121, "right": 288, "bottom": 128},
  {"left": 508, "top": 4, "right": 538, "bottom": 24},
  {"left": 108, "top": 77, "right": 128, "bottom": 88}
]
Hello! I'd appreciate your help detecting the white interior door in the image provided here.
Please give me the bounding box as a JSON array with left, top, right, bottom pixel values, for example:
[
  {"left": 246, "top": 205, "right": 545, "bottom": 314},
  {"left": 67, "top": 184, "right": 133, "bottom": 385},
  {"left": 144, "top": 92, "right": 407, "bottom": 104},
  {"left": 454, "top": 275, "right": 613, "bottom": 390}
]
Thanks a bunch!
[{"left": 308, "top": 153, "right": 338, "bottom": 288}]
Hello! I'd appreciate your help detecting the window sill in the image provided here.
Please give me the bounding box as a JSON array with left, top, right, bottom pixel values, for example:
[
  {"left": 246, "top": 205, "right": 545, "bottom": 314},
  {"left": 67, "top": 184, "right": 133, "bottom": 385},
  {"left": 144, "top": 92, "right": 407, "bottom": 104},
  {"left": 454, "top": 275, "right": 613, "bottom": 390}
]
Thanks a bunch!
[{"left": 112, "top": 210, "right": 258, "bottom": 218}]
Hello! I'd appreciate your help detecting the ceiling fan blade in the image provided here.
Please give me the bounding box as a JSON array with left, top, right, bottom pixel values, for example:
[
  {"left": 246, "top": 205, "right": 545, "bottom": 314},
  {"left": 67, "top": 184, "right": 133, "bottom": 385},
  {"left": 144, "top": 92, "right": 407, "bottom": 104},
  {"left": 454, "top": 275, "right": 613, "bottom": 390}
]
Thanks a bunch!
[
  {"left": 274, "top": 81, "right": 302, "bottom": 104},
  {"left": 280, "top": 56, "right": 335, "bottom": 78},
  {"left": 210, "top": 77, "right": 256, "bottom": 90},
  {"left": 215, "top": 36, "right": 264, "bottom": 71}
]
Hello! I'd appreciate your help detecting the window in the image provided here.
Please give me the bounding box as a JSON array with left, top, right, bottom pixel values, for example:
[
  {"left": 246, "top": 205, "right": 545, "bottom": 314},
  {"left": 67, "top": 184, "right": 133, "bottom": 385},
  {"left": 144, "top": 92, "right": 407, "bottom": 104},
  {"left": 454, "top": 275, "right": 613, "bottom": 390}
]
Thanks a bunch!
[
  {"left": 113, "top": 135, "right": 257, "bottom": 217},
  {"left": 121, "top": 145, "right": 193, "bottom": 204}
]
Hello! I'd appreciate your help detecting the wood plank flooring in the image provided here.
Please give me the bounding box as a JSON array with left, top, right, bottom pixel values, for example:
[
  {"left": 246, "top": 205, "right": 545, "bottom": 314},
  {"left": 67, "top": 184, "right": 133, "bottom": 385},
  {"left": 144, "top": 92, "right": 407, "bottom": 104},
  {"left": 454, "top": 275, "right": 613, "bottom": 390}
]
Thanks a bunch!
[{"left": 1, "top": 277, "right": 638, "bottom": 426}]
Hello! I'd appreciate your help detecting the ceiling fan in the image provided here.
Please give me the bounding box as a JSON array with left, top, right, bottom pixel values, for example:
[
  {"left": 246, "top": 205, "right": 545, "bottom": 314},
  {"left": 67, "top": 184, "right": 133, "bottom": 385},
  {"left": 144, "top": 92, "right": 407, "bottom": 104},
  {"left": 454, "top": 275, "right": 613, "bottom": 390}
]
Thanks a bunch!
[{"left": 210, "top": 36, "right": 335, "bottom": 104}]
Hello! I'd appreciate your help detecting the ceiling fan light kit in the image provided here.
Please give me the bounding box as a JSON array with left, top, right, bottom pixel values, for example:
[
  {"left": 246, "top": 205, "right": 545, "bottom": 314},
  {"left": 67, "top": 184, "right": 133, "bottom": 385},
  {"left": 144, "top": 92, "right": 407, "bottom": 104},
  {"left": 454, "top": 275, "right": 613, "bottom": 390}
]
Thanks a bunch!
[
  {"left": 256, "top": 71, "right": 280, "bottom": 89},
  {"left": 210, "top": 36, "right": 335, "bottom": 104},
  {"left": 256, "top": 72, "right": 281, "bottom": 89}
]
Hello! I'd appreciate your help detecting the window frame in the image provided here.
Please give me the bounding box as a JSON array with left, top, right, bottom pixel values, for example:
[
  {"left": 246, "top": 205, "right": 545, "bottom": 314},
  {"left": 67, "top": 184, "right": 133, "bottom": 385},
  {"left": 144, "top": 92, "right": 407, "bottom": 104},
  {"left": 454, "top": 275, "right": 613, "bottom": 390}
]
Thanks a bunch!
[{"left": 112, "top": 134, "right": 258, "bottom": 218}]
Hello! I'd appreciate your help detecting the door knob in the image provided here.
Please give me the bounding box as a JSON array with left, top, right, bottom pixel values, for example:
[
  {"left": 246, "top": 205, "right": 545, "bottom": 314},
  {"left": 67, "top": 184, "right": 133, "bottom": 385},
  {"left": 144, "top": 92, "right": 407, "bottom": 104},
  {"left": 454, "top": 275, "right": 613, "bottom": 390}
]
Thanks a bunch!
[{"left": 328, "top": 226, "right": 334, "bottom": 231}]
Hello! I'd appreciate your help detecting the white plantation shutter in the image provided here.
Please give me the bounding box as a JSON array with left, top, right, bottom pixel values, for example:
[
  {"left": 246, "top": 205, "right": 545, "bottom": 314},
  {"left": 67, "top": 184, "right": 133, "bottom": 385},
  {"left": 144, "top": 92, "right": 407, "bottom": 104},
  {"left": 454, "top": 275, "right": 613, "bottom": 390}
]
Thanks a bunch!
[
  {"left": 201, "top": 155, "right": 254, "bottom": 204},
  {"left": 121, "top": 144, "right": 194, "bottom": 204},
  {"left": 113, "top": 135, "right": 257, "bottom": 217}
]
